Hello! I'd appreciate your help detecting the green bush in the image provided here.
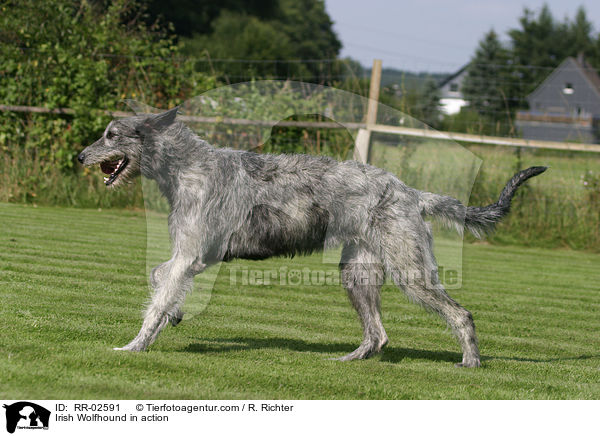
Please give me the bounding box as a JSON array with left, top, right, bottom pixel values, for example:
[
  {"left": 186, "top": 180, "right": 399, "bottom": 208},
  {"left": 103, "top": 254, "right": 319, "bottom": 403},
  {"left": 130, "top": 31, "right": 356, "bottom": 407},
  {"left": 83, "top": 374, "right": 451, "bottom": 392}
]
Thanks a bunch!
[{"left": 0, "top": 0, "right": 216, "bottom": 173}]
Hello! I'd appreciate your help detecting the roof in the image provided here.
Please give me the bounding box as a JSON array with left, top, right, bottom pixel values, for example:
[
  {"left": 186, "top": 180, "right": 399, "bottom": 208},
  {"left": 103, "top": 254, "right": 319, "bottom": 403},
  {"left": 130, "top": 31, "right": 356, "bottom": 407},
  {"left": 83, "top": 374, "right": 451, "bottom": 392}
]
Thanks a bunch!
[
  {"left": 438, "top": 63, "right": 469, "bottom": 88},
  {"left": 528, "top": 56, "right": 600, "bottom": 102},
  {"left": 577, "top": 56, "right": 600, "bottom": 94}
]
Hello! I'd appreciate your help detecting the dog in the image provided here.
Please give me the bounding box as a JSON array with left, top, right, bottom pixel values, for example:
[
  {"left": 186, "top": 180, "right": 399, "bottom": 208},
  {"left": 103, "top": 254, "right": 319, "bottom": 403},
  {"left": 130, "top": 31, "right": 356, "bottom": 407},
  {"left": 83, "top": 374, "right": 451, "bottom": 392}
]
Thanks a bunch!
[{"left": 78, "top": 107, "right": 546, "bottom": 367}]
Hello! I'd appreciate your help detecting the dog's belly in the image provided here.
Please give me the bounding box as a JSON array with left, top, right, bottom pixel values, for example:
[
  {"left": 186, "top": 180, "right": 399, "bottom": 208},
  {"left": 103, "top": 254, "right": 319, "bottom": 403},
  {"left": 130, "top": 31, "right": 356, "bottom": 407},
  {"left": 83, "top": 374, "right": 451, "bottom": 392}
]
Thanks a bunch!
[{"left": 223, "top": 203, "right": 329, "bottom": 261}]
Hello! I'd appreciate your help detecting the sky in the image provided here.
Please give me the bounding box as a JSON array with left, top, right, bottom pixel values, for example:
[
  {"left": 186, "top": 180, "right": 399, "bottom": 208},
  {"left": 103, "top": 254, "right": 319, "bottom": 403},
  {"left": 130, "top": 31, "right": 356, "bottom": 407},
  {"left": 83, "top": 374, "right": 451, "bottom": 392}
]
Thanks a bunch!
[{"left": 324, "top": 0, "right": 600, "bottom": 73}]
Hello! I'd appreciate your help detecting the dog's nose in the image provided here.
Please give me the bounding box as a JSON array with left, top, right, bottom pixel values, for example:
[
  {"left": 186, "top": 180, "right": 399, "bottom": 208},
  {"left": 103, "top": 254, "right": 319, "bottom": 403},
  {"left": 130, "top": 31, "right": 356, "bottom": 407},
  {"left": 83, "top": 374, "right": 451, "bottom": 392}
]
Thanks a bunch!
[{"left": 77, "top": 152, "right": 85, "bottom": 164}]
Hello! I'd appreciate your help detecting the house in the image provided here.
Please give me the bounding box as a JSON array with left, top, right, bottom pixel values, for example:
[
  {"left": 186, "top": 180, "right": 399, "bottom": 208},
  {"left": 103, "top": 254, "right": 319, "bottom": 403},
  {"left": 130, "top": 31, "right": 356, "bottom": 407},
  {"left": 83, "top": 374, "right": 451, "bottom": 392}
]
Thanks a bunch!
[
  {"left": 438, "top": 64, "right": 469, "bottom": 115},
  {"left": 516, "top": 55, "right": 600, "bottom": 143}
]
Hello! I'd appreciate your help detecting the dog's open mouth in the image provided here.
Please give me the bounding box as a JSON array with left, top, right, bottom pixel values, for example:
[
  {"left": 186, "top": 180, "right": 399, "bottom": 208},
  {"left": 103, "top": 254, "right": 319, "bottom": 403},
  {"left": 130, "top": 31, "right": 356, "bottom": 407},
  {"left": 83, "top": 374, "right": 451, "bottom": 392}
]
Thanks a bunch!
[{"left": 100, "top": 156, "right": 129, "bottom": 186}]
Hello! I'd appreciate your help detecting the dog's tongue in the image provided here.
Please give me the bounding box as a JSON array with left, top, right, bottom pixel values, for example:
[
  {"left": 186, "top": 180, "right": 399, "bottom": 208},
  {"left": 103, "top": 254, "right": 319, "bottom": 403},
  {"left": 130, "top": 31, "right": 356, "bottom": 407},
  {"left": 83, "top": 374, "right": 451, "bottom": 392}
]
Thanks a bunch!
[{"left": 100, "top": 160, "right": 120, "bottom": 174}]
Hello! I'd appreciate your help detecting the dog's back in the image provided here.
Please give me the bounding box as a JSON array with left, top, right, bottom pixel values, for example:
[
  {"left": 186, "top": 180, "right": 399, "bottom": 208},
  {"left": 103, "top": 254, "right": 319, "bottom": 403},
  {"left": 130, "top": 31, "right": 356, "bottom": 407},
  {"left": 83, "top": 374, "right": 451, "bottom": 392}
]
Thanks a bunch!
[{"left": 209, "top": 148, "right": 418, "bottom": 262}]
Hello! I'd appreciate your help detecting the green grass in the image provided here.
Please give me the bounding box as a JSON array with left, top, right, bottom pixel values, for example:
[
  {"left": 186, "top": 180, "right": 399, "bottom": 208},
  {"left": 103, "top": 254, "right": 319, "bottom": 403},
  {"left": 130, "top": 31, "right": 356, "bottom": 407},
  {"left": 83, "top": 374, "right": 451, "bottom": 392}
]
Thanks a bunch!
[{"left": 1, "top": 203, "right": 599, "bottom": 399}]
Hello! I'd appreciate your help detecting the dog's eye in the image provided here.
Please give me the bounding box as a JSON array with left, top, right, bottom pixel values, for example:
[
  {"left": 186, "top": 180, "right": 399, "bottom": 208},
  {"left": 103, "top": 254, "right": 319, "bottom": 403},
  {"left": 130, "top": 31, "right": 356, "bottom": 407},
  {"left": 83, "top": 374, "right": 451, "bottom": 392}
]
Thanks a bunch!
[{"left": 106, "top": 131, "right": 115, "bottom": 140}]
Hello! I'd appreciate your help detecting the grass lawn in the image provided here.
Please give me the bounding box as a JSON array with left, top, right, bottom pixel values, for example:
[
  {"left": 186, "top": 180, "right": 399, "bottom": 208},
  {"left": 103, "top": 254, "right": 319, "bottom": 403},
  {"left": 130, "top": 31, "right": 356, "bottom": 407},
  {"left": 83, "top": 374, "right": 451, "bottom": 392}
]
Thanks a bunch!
[{"left": 0, "top": 203, "right": 599, "bottom": 399}]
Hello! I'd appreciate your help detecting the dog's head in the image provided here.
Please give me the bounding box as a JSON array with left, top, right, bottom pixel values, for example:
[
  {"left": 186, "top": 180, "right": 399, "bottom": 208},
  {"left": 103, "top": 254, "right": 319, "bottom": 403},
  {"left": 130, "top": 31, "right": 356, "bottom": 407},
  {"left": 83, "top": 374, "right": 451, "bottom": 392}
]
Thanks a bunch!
[{"left": 77, "top": 107, "right": 178, "bottom": 189}]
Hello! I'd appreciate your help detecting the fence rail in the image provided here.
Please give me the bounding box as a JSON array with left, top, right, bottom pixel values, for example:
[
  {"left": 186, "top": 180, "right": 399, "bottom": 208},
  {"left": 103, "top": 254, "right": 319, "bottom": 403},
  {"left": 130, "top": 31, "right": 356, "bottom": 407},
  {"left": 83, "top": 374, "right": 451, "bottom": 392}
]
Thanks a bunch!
[
  {"left": 368, "top": 124, "right": 600, "bottom": 153},
  {"left": 2, "top": 103, "right": 600, "bottom": 153}
]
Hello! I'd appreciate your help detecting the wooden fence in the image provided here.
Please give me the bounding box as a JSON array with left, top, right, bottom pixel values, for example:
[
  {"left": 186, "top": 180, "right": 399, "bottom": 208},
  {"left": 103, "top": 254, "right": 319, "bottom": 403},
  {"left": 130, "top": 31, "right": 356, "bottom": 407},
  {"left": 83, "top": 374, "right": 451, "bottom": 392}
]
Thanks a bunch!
[{"left": 3, "top": 60, "right": 600, "bottom": 160}]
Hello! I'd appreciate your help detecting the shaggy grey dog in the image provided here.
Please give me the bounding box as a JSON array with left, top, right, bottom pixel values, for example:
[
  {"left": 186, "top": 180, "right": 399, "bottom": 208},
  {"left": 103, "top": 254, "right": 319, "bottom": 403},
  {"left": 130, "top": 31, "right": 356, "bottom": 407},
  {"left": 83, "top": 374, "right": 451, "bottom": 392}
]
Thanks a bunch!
[{"left": 78, "top": 107, "right": 546, "bottom": 367}]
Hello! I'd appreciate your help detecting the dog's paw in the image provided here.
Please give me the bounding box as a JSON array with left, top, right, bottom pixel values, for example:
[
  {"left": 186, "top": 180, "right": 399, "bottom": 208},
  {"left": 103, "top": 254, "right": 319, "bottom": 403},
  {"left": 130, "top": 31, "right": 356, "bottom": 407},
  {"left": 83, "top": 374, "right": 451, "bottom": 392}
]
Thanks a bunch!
[
  {"left": 333, "top": 343, "right": 380, "bottom": 361},
  {"left": 113, "top": 342, "right": 147, "bottom": 352},
  {"left": 169, "top": 312, "right": 183, "bottom": 326},
  {"left": 455, "top": 357, "right": 481, "bottom": 368}
]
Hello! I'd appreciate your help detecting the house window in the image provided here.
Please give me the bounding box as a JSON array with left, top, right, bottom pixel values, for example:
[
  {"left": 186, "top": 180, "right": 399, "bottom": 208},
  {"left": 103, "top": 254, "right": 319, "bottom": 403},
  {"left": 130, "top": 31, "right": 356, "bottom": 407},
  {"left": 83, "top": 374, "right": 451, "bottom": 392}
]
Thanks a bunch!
[
  {"left": 449, "top": 83, "right": 458, "bottom": 92},
  {"left": 563, "top": 83, "right": 574, "bottom": 94}
]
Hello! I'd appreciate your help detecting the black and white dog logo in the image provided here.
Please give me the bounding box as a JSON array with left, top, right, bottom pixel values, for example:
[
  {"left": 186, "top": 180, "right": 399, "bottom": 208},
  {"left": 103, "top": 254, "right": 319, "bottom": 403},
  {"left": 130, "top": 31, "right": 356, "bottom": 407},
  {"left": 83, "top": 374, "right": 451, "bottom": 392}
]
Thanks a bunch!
[{"left": 3, "top": 402, "right": 50, "bottom": 433}]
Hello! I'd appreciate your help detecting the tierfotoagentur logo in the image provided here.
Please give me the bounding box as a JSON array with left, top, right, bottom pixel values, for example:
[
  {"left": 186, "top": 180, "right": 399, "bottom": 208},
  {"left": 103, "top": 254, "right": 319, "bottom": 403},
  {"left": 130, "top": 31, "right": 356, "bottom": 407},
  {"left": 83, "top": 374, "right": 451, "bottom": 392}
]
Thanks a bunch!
[
  {"left": 228, "top": 265, "right": 460, "bottom": 289},
  {"left": 3, "top": 402, "right": 50, "bottom": 434}
]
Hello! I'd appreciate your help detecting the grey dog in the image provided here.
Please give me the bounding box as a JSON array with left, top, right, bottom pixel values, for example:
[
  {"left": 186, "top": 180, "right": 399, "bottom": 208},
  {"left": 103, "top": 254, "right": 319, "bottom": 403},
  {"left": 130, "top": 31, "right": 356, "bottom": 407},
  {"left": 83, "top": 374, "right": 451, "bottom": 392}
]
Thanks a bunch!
[{"left": 78, "top": 107, "right": 546, "bottom": 367}]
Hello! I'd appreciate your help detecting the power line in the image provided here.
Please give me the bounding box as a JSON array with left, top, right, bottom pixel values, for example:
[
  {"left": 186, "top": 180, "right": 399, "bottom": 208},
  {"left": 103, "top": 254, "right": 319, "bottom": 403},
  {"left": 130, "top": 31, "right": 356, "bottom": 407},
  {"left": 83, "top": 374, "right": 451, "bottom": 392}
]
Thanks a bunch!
[{"left": 7, "top": 47, "right": 600, "bottom": 74}]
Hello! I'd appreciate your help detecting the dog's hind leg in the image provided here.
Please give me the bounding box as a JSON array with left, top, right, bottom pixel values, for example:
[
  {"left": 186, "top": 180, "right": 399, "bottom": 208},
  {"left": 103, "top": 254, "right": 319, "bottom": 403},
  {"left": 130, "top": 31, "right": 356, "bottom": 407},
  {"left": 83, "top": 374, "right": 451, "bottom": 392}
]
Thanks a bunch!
[
  {"left": 114, "top": 255, "right": 202, "bottom": 352},
  {"left": 336, "top": 243, "right": 388, "bottom": 361},
  {"left": 387, "top": 222, "right": 480, "bottom": 367},
  {"left": 397, "top": 277, "right": 480, "bottom": 367}
]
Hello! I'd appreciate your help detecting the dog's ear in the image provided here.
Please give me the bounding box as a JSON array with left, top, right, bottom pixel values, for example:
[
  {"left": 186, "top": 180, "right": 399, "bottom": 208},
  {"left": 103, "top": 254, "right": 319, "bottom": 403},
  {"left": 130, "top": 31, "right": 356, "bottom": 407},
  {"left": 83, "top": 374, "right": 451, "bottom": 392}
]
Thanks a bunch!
[{"left": 146, "top": 106, "right": 179, "bottom": 131}]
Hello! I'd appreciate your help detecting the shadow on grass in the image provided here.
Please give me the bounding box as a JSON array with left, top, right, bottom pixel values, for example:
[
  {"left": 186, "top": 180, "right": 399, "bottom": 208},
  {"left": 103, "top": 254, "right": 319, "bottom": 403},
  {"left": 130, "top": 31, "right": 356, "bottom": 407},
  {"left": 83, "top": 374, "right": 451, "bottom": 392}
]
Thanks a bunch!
[{"left": 181, "top": 337, "right": 600, "bottom": 365}]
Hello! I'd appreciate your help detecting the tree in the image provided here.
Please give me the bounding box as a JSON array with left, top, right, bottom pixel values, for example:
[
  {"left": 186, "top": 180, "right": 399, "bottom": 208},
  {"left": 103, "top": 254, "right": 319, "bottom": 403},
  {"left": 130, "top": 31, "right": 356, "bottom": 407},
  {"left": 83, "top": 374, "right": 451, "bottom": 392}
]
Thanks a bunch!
[
  {"left": 164, "top": 0, "right": 341, "bottom": 82},
  {"left": 570, "top": 6, "right": 594, "bottom": 56},
  {"left": 417, "top": 78, "right": 442, "bottom": 128},
  {"left": 453, "top": 4, "right": 600, "bottom": 135},
  {"left": 275, "top": 0, "right": 341, "bottom": 62},
  {"left": 508, "top": 4, "right": 598, "bottom": 92},
  {"left": 462, "top": 30, "right": 513, "bottom": 125},
  {"left": 142, "top": 0, "right": 280, "bottom": 38},
  {"left": 182, "top": 11, "right": 295, "bottom": 79},
  {"left": 0, "top": 0, "right": 215, "bottom": 170}
]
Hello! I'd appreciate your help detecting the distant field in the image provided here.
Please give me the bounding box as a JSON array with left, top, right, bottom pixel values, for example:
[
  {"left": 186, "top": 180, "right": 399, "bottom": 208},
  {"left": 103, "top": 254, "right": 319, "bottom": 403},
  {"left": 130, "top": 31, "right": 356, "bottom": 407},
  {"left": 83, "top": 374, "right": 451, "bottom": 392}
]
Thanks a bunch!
[
  {"left": 370, "top": 136, "right": 597, "bottom": 197},
  {"left": 1, "top": 203, "right": 599, "bottom": 399},
  {"left": 370, "top": 137, "right": 600, "bottom": 250}
]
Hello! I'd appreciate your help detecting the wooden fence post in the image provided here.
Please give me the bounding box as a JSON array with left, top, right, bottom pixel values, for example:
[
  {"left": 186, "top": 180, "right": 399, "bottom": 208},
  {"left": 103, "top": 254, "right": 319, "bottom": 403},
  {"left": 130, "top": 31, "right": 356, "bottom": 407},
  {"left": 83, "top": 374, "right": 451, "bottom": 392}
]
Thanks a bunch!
[{"left": 353, "top": 59, "right": 382, "bottom": 163}]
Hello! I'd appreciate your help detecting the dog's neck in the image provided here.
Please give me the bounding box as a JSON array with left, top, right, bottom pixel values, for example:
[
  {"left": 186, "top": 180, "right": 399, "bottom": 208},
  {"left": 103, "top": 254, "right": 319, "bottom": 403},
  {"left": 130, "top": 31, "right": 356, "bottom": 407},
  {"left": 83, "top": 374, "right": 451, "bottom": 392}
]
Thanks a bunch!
[{"left": 140, "top": 123, "right": 214, "bottom": 206}]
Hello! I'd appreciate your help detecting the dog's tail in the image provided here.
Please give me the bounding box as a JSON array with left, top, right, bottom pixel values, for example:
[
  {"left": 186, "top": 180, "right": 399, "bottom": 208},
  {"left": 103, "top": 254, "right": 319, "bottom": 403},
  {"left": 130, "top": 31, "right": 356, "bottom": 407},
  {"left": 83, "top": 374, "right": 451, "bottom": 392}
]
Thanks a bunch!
[{"left": 419, "top": 166, "right": 547, "bottom": 238}]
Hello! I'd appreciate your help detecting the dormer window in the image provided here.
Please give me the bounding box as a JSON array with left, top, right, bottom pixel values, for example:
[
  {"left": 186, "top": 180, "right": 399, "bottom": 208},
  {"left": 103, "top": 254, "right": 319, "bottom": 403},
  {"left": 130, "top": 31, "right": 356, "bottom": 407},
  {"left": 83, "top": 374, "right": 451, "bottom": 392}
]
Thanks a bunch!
[
  {"left": 563, "top": 83, "right": 574, "bottom": 94},
  {"left": 449, "top": 83, "right": 459, "bottom": 92}
]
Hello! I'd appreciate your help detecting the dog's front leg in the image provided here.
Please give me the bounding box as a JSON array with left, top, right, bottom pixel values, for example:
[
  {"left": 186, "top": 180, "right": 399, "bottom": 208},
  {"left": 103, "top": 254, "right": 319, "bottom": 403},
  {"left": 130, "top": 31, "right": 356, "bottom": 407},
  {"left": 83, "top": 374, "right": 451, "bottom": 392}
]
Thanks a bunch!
[{"left": 114, "top": 255, "right": 203, "bottom": 352}]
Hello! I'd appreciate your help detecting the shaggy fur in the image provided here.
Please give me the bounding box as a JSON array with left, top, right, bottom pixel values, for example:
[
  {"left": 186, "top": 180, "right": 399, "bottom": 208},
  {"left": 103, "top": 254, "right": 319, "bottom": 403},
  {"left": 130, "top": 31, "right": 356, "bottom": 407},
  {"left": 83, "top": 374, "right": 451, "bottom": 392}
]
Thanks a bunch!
[{"left": 78, "top": 107, "right": 547, "bottom": 367}]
